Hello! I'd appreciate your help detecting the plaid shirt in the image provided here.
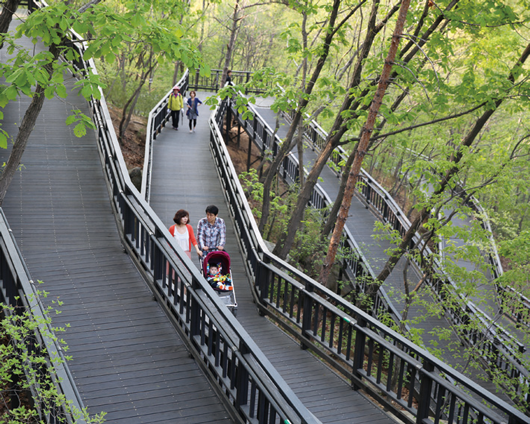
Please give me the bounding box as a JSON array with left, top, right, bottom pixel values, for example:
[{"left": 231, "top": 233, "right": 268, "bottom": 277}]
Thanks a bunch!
[{"left": 197, "top": 217, "right": 226, "bottom": 250}]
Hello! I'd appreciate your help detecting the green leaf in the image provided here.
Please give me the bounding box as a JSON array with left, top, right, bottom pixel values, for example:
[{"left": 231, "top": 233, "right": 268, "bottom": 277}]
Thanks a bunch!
[
  {"left": 65, "top": 115, "right": 76, "bottom": 126},
  {"left": 0, "top": 132, "right": 7, "bottom": 149},
  {"left": 56, "top": 85, "right": 67, "bottom": 99},
  {"left": 73, "top": 123, "right": 86, "bottom": 137},
  {"left": 44, "top": 86, "right": 55, "bottom": 99},
  {"left": 5, "top": 85, "right": 17, "bottom": 100},
  {"left": 6, "top": 69, "right": 23, "bottom": 84}
]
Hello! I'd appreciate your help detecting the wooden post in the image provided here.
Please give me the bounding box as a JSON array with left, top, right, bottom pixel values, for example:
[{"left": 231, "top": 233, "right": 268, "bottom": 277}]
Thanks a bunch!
[
  {"left": 247, "top": 131, "right": 252, "bottom": 172},
  {"left": 352, "top": 317, "right": 367, "bottom": 390}
]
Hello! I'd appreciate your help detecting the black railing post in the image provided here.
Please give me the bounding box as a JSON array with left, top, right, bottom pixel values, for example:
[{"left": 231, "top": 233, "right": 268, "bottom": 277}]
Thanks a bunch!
[
  {"left": 190, "top": 277, "right": 201, "bottom": 337},
  {"left": 416, "top": 360, "right": 434, "bottom": 423},
  {"left": 153, "top": 228, "right": 163, "bottom": 283},
  {"left": 352, "top": 316, "right": 367, "bottom": 390},
  {"left": 245, "top": 72, "right": 250, "bottom": 94},
  {"left": 257, "top": 257, "right": 270, "bottom": 305},
  {"left": 226, "top": 105, "right": 232, "bottom": 136},
  {"left": 236, "top": 339, "right": 250, "bottom": 408},
  {"left": 301, "top": 282, "right": 314, "bottom": 350}
]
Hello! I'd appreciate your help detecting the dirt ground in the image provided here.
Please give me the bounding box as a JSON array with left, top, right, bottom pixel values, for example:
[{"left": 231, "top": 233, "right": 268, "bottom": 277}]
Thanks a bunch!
[{"left": 108, "top": 106, "right": 147, "bottom": 169}]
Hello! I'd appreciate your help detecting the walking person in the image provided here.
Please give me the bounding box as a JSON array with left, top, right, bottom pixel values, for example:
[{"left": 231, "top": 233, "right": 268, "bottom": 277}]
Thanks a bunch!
[
  {"left": 226, "top": 70, "right": 233, "bottom": 86},
  {"left": 168, "top": 86, "right": 183, "bottom": 130},
  {"left": 186, "top": 90, "right": 202, "bottom": 133},
  {"left": 169, "top": 209, "right": 202, "bottom": 259},
  {"left": 197, "top": 205, "right": 226, "bottom": 256}
]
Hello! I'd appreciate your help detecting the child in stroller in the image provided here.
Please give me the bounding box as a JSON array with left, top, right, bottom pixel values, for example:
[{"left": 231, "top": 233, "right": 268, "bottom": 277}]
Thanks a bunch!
[
  {"left": 206, "top": 261, "right": 233, "bottom": 292},
  {"left": 200, "top": 250, "right": 237, "bottom": 315}
]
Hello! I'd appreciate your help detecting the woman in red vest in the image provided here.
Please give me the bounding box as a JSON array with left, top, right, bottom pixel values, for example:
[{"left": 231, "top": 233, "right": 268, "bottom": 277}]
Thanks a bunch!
[{"left": 169, "top": 209, "right": 202, "bottom": 259}]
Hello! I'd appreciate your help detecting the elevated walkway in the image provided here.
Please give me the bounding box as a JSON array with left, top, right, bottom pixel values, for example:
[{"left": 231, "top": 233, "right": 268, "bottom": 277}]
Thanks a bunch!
[
  {"left": 148, "top": 91, "right": 396, "bottom": 424},
  {"left": 247, "top": 103, "right": 523, "bottom": 401},
  {"left": 0, "top": 23, "right": 232, "bottom": 424}
]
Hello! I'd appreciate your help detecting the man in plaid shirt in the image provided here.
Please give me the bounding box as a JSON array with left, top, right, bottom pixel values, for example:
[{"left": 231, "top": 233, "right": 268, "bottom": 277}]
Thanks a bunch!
[{"left": 197, "top": 205, "right": 226, "bottom": 255}]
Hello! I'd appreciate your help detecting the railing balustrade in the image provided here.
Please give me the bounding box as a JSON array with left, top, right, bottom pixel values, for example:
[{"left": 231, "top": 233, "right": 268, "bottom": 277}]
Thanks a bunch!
[
  {"left": 189, "top": 69, "right": 265, "bottom": 94},
  {"left": 364, "top": 141, "right": 530, "bottom": 329},
  {"left": 208, "top": 98, "right": 529, "bottom": 424},
  {"left": 223, "top": 98, "right": 405, "bottom": 327},
  {"left": 0, "top": 210, "right": 85, "bottom": 424}
]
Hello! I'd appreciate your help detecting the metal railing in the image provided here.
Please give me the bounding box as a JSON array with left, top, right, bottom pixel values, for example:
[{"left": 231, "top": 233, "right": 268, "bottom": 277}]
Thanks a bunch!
[
  {"left": 229, "top": 92, "right": 527, "bottom": 384},
  {"left": 223, "top": 97, "right": 405, "bottom": 329},
  {"left": 0, "top": 210, "right": 85, "bottom": 424},
  {"left": 53, "top": 31, "right": 319, "bottom": 424},
  {"left": 189, "top": 69, "right": 267, "bottom": 94},
  {"left": 209, "top": 98, "right": 529, "bottom": 424},
  {"left": 373, "top": 143, "right": 530, "bottom": 329}
]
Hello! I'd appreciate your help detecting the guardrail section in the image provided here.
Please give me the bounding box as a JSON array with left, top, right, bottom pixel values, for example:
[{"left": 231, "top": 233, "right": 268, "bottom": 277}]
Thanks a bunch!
[
  {"left": 0, "top": 210, "right": 85, "bottom": 424},
  {"left": 56, "top": 28, "right": 320, "bottom": 423}
]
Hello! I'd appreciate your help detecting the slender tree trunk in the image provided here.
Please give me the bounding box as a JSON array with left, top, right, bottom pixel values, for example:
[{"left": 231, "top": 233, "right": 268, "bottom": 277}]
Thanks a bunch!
[
  {"left": 221, "top": 0, "right": 241, "bottom": 87},
  {"left": 321, "top": 147, "right": 357, "bottom": 237},
  {"left": 319, "top": 0, "right": 411, "bottom": 287},
  {"left": 297, "top": 8, "right": 308, "bottom": 190},
  {"left": 0, "top": 45, "right": 59, "bottom": 206},
  {"left": 119, "top": 61, "right": 155, "bottom": 142},
  {"left": 172, "top": 60, "right": 180, "bottom": 87}
]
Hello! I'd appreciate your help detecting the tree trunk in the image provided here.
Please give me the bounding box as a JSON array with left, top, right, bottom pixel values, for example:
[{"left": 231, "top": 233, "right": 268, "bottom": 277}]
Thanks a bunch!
[
  {"left": 319, "top": 0, "right": 411, "bottom": 287},
  {"left": 221, "top": 0, "right": 241, "bottom": 88},
  {"left": 0, "top": 44, "right": 60, "bottom": 206},
  {"left": 0, "top": 0, "right": 20, "bottom": 38},
  {"left": 321, "top": 147, "right": 357, "bottom": 238},
  {"left": 119, "top": 60, "right": 154, "bottom": 142}
]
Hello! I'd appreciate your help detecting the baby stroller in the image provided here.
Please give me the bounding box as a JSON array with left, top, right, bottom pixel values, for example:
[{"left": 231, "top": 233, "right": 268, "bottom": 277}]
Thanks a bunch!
[{"left": 200, "top": 250, "right": 237, "bottom": 316}]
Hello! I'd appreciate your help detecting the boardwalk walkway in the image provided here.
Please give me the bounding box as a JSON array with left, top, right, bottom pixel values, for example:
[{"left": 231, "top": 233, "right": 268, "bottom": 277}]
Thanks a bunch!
[
  {"left": 252, "top": 105, "right": 516, "bottom": 400},
  {"left": 149, "top": 92, "right": 397, "bottom": 424},
  {"left": 0, "top": 23, "right": 233, "bottom": 424}
]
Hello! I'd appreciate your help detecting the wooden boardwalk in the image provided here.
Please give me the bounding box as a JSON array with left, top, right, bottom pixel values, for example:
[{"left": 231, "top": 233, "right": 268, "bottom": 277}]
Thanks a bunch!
[
  {"left": 254, "top": 106, "right": 516, "bottom": 400},
  {"left": 0, "top": 24, "right": 233, "bottom": 424},
  {"left": 149, "top": 93, "right": 397, "bottom": 424}
]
